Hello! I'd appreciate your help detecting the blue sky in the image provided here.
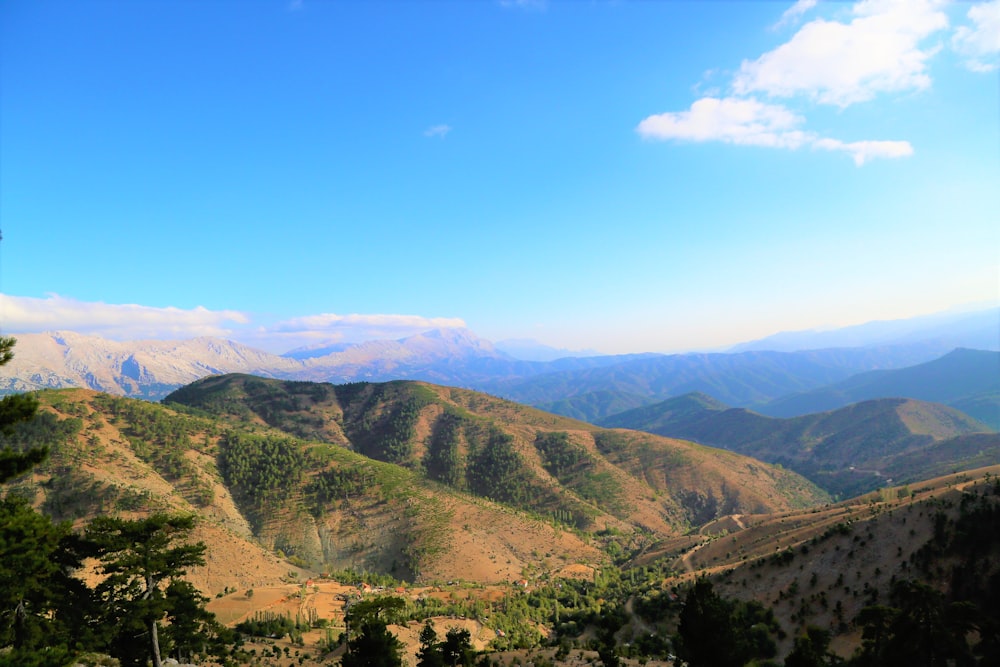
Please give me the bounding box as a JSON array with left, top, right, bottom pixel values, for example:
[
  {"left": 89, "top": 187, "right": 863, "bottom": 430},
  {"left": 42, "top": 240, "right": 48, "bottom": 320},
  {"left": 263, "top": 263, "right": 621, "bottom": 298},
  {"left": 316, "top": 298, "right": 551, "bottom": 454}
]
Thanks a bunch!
[{"left": 1, "top": 0, "right": 997, "bottom": 354}]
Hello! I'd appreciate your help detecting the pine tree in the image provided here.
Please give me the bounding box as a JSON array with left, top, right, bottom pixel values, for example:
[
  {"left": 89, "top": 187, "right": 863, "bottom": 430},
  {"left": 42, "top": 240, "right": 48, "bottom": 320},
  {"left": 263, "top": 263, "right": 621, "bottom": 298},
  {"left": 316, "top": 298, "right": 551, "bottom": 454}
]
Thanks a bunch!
[
  {"left": 416, "top": 620, "right": 444, "bottom": 667},
  {"left": 0, "top": 336, "right": 93, "bottom": 666},
  {"left": 0, "top": 336, "right": 45, "bottom": 483},
  {"left": 87, "top": 514, "right": 207, "bottom": 667}
]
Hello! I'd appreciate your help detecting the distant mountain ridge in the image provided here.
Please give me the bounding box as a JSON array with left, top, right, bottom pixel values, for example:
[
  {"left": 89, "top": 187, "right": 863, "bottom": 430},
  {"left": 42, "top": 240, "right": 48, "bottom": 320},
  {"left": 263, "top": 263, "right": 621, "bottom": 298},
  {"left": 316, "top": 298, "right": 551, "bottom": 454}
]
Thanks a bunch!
[
  {"left": 0, "top": 329, "right": 649, "bottom": 400},
  {"left": 0, "top": 332, "right": 302, "bottom": 398},
  {"left": 730, "top": 306, "right": 999, "bottom": 352},
  {"left": 759, "top": 348, "right": 1000, "bottom": 428},
  {"left": 485, "top": 344, "right": 956, "bottom": 422},
  {"left": 2, "top": 306, "right": 995, "bottom": 413},
  {"left": 601, "top": 392, "right": 998, "bottom": 497}
]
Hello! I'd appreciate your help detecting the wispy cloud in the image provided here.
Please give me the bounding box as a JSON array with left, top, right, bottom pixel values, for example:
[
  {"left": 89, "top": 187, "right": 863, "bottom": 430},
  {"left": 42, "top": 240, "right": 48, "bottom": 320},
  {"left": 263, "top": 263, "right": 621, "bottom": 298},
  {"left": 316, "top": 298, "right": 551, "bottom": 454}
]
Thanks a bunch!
[
  {"left": 499, "top": 0, "right": 547, "bottom": 12},
  {"left": 271, "top": 313, "right": 466, "bottom": 339},
  {"left": 637, "top": 96, "right": 913, "bottom": 165},
  {"left": 637, "top": 0, "right": 943, "bottom": 165},
  {"left": 772, "top": 0, "right": 819, "bottom": 31},
  {"left": 736, "top": 0, "right": 948, "bottom": 107},
  {"left": 0, "top": 294, "right": 249, "bottom": 340},
  {"left": 0, "top": 293, "right": 469, "bottom": 353},
  {"left": 952, "top": 0, "right": 1000, "bottom": 72},
  {"left": 812, "top": 137, "right": 913, "bottom": 166},
  {"left": 423, "top": 124, "right": 452, "bottom": 138}
]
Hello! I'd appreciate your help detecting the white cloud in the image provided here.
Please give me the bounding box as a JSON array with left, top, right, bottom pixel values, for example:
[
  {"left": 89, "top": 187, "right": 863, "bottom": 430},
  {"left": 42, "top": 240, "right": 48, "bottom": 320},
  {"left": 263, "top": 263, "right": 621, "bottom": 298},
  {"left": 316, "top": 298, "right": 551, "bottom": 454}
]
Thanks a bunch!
[
  {"left": 637, "top": 97, "right": 811, "bottom": 148},
  {"left": 0, "top": 294, "right": 249, "bottom": 340},
  {"left": 772, "top": 0, "right": 819, "bottom": 31},
  {"left": 735, "top": 0, "right": 949, "bottom": 106},
  {"left": 423, "top": 124, "right": 452, "bottom": 138},
  {"left": 637, "top": 96, "right": 913, "bottom": 166},
  {"left": 0, "top": 293, "right": 470, "bottom": 352},
  {"left": 812, "top": 137, "right": 914, "bottom": 165},
  {"left": 274, "top": 313, "right": 465, "bottom": 333},
  {"left": 952, "top": 0, "right": 1000, "bottom": 72}
]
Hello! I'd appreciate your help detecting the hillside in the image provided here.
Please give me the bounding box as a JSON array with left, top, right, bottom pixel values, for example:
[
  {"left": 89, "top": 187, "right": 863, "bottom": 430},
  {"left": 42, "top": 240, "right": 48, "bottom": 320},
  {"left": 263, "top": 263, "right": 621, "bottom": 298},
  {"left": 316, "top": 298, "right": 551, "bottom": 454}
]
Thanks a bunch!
[
  {"left": 635, "top": 466, "right": 1000, "bottom": 660},
  {"left": 761, "top": 348, "right": 1000, "bottom": 428},
  {"left": 166, "top": 374, "right": 828, "bottom": 533},
  {"left": 5, "top": 383, "right": 999, "bottom": 664},
  {"left": 4, "top": 388, "right": 606, "bottom": 587},
  {"left": 3, "top": 379, "right": 827, "bottom": 586},
  {"left": 602, "top": 393, "right": 998, "bottom": 498},
  {"left": 535, "top": 388, "right": 652, "bottom": 423}
]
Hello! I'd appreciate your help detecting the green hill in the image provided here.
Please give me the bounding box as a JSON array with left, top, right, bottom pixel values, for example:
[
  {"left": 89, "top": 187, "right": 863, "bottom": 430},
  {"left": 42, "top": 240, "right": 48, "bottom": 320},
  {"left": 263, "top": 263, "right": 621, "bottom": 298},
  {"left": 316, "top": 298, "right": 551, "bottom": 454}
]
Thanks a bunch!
[
  {"left": 601, "top": 393, "right": 998, "bottom": 498},
  {"left": 761, "top": 348, "right": 1000, "bottom": 428},
  {"left": 165, "top": 375, "right": 829, "bottom": 534},
  {"left": 0, "top": 375, "right": 833, "bottom": 586}
]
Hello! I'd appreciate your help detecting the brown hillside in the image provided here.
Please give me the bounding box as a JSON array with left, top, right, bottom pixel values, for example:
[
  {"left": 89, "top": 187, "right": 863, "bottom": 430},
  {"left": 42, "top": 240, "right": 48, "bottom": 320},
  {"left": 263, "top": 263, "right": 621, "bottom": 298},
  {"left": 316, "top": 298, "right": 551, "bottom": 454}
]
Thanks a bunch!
[{"left": 641, "top": 465, "right": 1000, "bottom": 659}]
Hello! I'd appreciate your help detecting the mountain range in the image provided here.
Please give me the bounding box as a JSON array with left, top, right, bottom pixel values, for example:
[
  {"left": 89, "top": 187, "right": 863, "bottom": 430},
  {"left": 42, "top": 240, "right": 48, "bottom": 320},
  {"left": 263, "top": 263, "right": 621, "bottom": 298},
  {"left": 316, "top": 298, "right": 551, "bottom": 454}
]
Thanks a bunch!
[
  {"left": 2, "top": 308, "right": 997, "bottom": 458},
  {"left": 601, "top": 391, "right": 999, "bottom": 498},
  {"left": 759, "top": 347, "right": 1000, "bottom": 427},
  {"left": 0, "top": 328, "right": 656, "bottom": 400},
  {"left": 729, "top": 305, "right": 998, "bottom": 352}
]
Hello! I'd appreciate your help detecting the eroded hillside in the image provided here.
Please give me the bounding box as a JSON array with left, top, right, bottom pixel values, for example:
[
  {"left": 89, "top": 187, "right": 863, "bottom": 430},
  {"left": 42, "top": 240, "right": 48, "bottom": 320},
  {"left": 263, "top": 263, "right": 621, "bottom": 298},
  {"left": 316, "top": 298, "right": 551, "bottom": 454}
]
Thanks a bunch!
[{"left": 6, "top": 377, "right": 828, "bottom": 589}]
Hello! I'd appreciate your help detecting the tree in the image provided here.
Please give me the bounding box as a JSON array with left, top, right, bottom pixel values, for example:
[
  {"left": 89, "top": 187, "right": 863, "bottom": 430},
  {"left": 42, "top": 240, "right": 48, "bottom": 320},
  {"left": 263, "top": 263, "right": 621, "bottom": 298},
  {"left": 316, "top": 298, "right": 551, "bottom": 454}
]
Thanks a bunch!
[
  {"left": 162, "top": 580, "right": 236, "bottom": 663},
  {"left": 853, "top": 580, "right": 978, "bottom": 667},
  {"left": 786, "top": 626, "right": 837, "bottom": 667},
  {"left": 417, "top": 621, "right": 445, "bottom": 667},
  {"left": 0, "top": 496, "right": 94, "bottom": 666},
  {"left": 0, "top": 336, "right": 95, "bottom": 666},
  {"left": 86, "top": 513, "right": 207, "bottom": 667},
  {"left": 0, "top": 336, "right": 45, "bottom": 484},
  {"left": 441, "top": 627, "right": 475, "bottom": 666},
  {"left": 341, "top": 620, "right": 404, "bottom": 667},
  {"left": 673, "top": 578, "right": 778, "bottom": 667},
  {"left": 341, "top": 596, "right": 406, "bottom": 667}
]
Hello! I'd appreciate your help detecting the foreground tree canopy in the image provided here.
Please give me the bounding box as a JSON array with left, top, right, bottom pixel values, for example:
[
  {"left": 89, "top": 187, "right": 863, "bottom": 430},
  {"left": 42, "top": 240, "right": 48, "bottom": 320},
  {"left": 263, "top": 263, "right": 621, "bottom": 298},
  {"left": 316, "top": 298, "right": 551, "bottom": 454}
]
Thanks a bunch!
[{"left": 0, "top": 337, "right": 228, "bottom": 667}]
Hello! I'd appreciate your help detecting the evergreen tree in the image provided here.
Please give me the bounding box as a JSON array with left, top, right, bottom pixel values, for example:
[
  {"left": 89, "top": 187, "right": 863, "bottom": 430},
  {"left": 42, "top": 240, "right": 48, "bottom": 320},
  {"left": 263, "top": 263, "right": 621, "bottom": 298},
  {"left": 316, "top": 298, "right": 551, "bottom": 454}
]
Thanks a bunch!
[
  {"left": 342, "top": 596, "right": 406, "bottom": 667},
  {"left": 0, "top": 496, "right": 94, "bottom": 666},
  {"left": 86, "top": 514, "right": 207, "bottom": 667},
  {"left": 786, "top": 626, "right": 838, "bottom": 667},
  {"left": 163, "top": 580, "right": 237, "bottom": 663},
  {"left": 417, "top": 620, "right": 445, "bottom": 667},
  {"left": 441, "top": 627, "right": 475, "bottom": 666},
  {"left": 0, "top": 336, "right": 95, "bottom": 666},
  {"left": 673, "top": 578, "right": 777, "bottom": 667},
  {"left": 853, "top": 580, "right": 978, "bottom": 667},
  {"left": 341, "top": 620, "right": 404, "bottom": 667},
  {"left": 0, "top": 336, "right": 45, "bottom": 483}
]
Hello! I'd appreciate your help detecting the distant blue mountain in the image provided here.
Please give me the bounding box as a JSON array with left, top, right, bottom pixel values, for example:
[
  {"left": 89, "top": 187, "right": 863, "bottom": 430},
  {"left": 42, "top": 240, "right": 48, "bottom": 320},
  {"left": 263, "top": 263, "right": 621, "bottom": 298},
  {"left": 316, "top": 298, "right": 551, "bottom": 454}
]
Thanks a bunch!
[
  {"left": 729, "top": 306, "right": 998, "bottom": 353},
  {"left": 759, "top": 348, "right": 1000, "bottom": 429}
]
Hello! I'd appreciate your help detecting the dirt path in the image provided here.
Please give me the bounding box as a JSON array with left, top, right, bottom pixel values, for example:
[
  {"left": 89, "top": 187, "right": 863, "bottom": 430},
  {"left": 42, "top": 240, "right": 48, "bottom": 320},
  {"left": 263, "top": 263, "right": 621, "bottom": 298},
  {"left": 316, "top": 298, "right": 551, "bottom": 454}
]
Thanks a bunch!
[
  {"left": 624, "top": 595, "right": 656, "bottom": 636},
  {"left": 679, "top": 539, "right": 710, "bottom": 574}
]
